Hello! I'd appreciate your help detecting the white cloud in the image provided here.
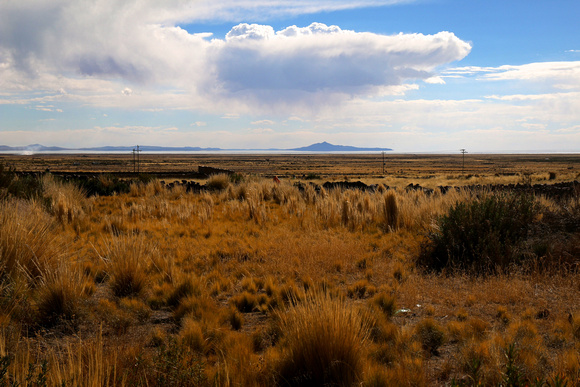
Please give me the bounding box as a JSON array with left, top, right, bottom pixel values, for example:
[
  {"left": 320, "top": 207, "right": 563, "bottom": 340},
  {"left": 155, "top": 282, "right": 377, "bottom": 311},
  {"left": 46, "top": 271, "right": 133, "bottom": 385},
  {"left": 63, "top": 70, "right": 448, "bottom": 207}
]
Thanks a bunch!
[
  {"left": 251, "top": 120, "right": 275, "bottom": 125},
  {"left": 447, "top": 62, "right": 580, "bottom": 90},
  {"left": 213, "top": 24, "right": 470, "bottom": 98},
  {"left": 0, "top": 1, "right": 470, "bottom": 114}
]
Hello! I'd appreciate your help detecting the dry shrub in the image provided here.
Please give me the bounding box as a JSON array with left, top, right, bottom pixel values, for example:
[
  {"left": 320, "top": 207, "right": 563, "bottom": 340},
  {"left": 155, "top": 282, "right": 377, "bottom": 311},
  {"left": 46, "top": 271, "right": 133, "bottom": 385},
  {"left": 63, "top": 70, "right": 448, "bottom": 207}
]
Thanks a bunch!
[
  {"left": 275, "top": 291, "right": 371, "bottom": 386},
  {"left": 212, "top": 332, "right": 266, "bottom": 386},
  {"left": 227, "top": 307, "right": 244, "bottom": 330},
  {"left": 457, "top": 338, "right": 503, "bottom": 385},
  {"left": 100, "top": 235, "right": 150, "bottom": 298},
  {"left": 347, "top": 280, "right": 369, "bottom": 299},
  {"left": 419, "top": 192, "right": 540, "bottom": 274},
  {"left": 173, "top": 294, "right": 218, "bottom": 323}
]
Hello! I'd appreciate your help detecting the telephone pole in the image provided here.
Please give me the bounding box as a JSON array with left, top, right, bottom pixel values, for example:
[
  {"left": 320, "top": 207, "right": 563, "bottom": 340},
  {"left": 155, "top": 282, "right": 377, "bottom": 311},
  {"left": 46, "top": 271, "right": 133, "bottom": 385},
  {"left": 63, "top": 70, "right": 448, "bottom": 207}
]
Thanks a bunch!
[
  {"left": 460, "top": 149, "right": 467, "bottom": 175},
  {"left": 382, "top": 151, "right": 385, "bottom": 175},
  {"left": 133, "top": 145, "right": 141, "bottom": 174}
]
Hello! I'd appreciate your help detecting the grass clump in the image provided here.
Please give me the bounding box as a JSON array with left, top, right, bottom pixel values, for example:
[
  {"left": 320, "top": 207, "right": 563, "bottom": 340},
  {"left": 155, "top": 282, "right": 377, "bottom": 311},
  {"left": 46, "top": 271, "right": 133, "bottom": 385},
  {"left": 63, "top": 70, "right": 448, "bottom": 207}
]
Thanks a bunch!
[
  {"left": 0, "top": 199, "right": 61, "bottom": 284},
  {"left": 275, "top": 291, "right": 371, "bottom": 386},
  {"left": 206, "top": 174, "right": 230, "bottom": 191},
  {"left": 415, "top": 318, "right": 445, "bottom": 356},
  {"left": 101, "top": 235, "right": 150, "bottom": 298},
  {"left": 35, "top": 262, "right": 85, "bottom": 327},
  {"left": 167, "top": 278, "right": 201, "bottom": 308},
  {"left": 232, "top": 291, "right": 258, "bottom": 313},
  {"left": 420, "top": 192, "right": 540, "bottom": 274},
  {"left": 371, "top": 292, "right": 397, "bottom": 318}
]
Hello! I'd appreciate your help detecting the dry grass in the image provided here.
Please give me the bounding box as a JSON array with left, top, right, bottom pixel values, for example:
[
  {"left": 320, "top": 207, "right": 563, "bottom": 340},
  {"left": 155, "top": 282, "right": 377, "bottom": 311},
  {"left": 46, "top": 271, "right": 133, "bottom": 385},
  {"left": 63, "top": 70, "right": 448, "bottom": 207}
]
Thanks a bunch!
[
  {"left": 98, "top": 235, "right": 151, "bottom": 298},
  {"left": 0, "top": 163, "right": 579, "bottom": 386},
  {"left": 275, "top": 291, "right": 372, "bottom": 386},
  {"left": 0, "top": 199, "right": 63, "bottom": 284}
]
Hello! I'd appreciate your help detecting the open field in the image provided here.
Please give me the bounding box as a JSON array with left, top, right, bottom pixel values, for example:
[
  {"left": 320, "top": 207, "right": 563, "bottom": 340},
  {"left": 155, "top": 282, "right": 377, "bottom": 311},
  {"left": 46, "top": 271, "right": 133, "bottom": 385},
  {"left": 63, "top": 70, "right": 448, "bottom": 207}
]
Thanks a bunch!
[
  {"left": 2, "top": 153, "right": 580, "bottom": 186},
  {"left": 0, "top": 154, "right": 579, "bottom": 386}
]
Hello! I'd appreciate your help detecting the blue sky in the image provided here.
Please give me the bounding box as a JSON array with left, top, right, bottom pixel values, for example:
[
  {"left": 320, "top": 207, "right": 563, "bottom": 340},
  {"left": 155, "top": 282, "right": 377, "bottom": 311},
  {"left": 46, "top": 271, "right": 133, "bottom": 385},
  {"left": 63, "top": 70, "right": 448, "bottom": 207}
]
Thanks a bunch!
[{"left": 1, "top": 0, "right": 579, "bottom": 152}]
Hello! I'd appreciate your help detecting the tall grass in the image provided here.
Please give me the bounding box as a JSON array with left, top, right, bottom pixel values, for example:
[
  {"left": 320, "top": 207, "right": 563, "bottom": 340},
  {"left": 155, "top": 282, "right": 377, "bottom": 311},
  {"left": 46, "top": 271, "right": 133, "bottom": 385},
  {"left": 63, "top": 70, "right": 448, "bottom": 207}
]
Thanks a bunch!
[
  {"left": 35, "top": 260, "right": 86, "bottom": 327},
  {"left": 275, "top": 291, "right": 371, "bottom": 386},
  {"left": 0, "top": 199, "right": 62, "bottom": 285},
  {"left": 99, "top": 235, "right": 151, "bottom": 298},
  {"left": 42, "top": 175, "right": 90, "bottom": 225},
  {"left": 1, "top": 329, "right": 119, "bottom": 386},
  {"left": 1, "top": 174, "right": 578, "bottom": 385}
]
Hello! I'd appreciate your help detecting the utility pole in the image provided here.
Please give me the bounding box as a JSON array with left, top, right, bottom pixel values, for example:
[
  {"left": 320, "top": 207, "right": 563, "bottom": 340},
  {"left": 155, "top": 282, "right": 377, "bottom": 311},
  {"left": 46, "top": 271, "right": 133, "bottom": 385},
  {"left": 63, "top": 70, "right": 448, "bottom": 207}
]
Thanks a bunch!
[
  {"left": 382, "top": 151, "right": 385, "bottom": 175},
  {"left": 133, "top": 145, "right": 141, "bottom": 174},
  {"left": 460, "top": 149, "right": 467, "bottom": 175}
]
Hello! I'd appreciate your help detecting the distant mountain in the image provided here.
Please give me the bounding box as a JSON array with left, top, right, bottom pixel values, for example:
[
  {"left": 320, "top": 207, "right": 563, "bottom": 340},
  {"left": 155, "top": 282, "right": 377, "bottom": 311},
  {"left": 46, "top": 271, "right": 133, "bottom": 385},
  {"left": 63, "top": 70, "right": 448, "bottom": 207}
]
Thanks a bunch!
[
  {"left": 290, "top": 141, "right": 392, "bottom": 152},
  {"left": 0, "top": 142, "right": 392, "bottom": 153}
]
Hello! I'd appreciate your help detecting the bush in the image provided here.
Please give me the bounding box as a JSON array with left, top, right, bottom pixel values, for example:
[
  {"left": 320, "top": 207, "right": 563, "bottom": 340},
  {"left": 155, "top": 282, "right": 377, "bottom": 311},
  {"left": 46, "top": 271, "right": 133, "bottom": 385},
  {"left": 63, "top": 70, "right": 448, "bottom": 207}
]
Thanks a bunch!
[{"left": 419, "top": 193, "right": 539, "bottom": 274}]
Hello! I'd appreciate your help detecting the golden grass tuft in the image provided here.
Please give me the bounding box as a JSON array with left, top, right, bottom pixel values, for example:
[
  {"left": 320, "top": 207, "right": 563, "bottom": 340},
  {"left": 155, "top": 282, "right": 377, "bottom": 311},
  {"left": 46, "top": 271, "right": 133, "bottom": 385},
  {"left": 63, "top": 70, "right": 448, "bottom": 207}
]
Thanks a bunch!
[
  {"left": 275, "top": 291, "right": 371, "bottom": 386},
  {"left": 0, "top": 199, "right": 62, "bottom": 284},
  {"left": 206, "top": 173, "right": 231, "bottom": 191},
  {"left": 100, "top": 235, "right": 150, "bottom": 298},
  {"left": 414, "top": 318, "right": 446, "bottom": 356},
  {"left": 35, "top": 260, "right": 86, "bottom": 327}
]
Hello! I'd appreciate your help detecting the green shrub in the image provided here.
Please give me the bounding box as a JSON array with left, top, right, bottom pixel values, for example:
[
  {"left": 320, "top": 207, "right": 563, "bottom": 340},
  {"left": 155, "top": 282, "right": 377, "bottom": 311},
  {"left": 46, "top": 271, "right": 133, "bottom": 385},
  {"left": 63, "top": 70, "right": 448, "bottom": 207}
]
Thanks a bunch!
[{"left": 419, "top": 192, "right": 539, "bottom": 274}]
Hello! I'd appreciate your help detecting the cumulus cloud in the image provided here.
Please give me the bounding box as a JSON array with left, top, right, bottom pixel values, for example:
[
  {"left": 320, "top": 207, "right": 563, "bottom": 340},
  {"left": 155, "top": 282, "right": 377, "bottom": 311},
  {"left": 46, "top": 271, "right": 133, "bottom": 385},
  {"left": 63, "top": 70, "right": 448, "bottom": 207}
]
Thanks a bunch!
[
  {"left": 0, "top": 1, "right": 470, "bottom": 114},
  {"left": 214, "top": 23, "right": 471, "bottom": 98}
]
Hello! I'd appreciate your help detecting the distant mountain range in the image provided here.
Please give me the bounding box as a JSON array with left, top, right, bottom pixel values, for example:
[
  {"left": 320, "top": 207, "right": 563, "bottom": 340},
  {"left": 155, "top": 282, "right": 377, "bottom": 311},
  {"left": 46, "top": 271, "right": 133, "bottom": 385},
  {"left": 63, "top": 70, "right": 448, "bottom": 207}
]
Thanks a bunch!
[{"left": 0, "top": 142, "right": 392, "bottom": 153}]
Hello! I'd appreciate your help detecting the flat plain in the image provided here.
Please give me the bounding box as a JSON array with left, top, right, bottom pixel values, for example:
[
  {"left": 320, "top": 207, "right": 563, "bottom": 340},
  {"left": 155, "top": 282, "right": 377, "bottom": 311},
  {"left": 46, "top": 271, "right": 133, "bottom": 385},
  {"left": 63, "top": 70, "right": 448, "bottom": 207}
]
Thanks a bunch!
[
  {"left": 2, "top": 152, "right": 580, "bottom": 184},
  {"left": 0, "top": 153, "right": 579, "bottom": 386}
]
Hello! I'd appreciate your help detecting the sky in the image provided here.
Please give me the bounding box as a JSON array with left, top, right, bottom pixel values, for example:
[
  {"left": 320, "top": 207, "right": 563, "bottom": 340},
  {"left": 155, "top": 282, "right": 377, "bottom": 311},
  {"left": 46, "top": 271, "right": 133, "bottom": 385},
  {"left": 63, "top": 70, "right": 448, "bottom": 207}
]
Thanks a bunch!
[{"left": 1, "top": 0, "right": 580, "bottom": 152}]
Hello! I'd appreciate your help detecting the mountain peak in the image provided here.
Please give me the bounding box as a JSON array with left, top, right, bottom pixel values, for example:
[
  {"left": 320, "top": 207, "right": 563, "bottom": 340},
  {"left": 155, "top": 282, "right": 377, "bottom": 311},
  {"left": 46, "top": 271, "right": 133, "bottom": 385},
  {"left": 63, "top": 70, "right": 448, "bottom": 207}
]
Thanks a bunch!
[{"left": 291, "top": 142, "right": 392, "bottom": 152}]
